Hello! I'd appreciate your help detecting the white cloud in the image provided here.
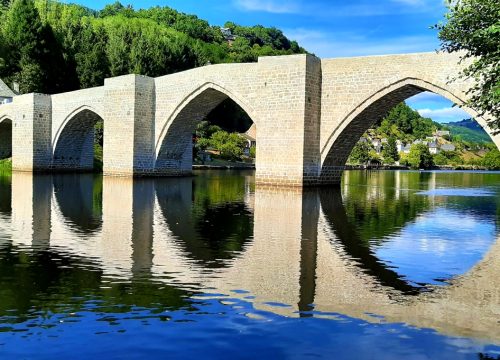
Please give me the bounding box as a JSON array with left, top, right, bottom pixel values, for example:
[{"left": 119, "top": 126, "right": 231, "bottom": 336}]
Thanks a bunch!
[
  {"left": 234, "top": 0, "right": 441, "bottom": 16},
  {"left": 417, "top": 107, "right": 471, "bottom": 123},
  {"left": 406, "top": 91, "right": 448, "bottom": 103},
  {"left": 233, "top": 0, "right": 301, "bottom": 13},
  {"left": 284, "top": 28, "right": 439, "bottom": 58}
]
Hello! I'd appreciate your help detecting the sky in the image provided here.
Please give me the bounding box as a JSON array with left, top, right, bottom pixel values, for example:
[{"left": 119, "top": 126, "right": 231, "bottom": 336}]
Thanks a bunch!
[{"left": 69, "top": 0, "right": 472, "bottom": 123}]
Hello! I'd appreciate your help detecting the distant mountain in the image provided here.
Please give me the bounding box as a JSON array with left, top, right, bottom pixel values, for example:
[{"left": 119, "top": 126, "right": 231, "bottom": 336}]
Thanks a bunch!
[{"left": 444, "top": 119, "right": 492, "bottom": 144}]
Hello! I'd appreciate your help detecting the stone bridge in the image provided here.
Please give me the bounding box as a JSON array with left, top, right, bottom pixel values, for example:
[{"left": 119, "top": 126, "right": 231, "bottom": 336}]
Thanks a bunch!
[{"left": 0, "top": 52, "right": 499, "bottom": 186}]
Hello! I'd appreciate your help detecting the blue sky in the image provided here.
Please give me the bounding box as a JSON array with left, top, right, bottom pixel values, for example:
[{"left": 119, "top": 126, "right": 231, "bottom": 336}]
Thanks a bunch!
[{"left": 69, "top": 0, "right": 472, "bottom": 123}]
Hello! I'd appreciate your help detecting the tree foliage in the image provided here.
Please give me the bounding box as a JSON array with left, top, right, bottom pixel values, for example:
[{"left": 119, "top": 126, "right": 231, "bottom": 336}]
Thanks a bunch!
[
  {"left": 203, "top": 130, "right": 247, "bottom": 161},
  {"left": 408, "top": 143, "right": 434, "bottom": 169},
  {"left": 348, "top": 142, "right": 371, "bottom": 165},
  {"left": 481, "top": 148, "right": 500, "bottom": 169},
  {"left": 435, "top": 0, "right": 500, "bottom": 130},
  {"left": 377, "top": 102, "right": 438, "bottom": 141},
  {"left": 0, "top": 0, "right": 306, "bottom": 94},
  {"left": 381, "top": 137, "right": 399, "bottom": 164},
  {"left": 1, "top": 0, "right": 72, "bottom": 93}
]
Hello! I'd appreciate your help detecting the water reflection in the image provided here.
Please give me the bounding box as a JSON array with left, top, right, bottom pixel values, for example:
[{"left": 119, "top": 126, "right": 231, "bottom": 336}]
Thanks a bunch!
[
  {"left": 0, "top": 170, "right": 499, "bottom": 358},
  {"left": 53, "top": 174, "right": 102, "bottom": 234},
  {"left": 155, "top": 173, "right": 254, "bottom": 268}
]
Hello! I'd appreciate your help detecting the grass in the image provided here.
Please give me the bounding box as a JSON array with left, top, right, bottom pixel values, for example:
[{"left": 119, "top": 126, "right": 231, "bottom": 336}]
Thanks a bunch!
[{"left": 0, "top": 158, "right": 12, "bottom": 173}]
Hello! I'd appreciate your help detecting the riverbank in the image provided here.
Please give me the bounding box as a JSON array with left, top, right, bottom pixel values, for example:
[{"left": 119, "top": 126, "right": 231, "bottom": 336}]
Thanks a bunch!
[
  {"left": 346, "top": 164, "right": 497, "bottom": 171},
  {"left": 193, "top": 158, "right": 255, "bottom": 170},
  {"left": 0, "top": 159, "right": 495, "bottom": 175}
]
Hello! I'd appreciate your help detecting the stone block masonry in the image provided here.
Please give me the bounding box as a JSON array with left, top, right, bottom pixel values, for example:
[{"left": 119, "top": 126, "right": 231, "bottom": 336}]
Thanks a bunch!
[{"left": 0, "top": 52, "right": 497, "bottom": 186}]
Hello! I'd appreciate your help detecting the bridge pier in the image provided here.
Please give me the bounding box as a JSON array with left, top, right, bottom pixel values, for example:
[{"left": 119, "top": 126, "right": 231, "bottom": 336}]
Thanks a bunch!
[
  {"left": 253, "top": 55, "right": 322, "bottom": 187},
  {"left": 12, "top": 94, "right": 52, "bottom": 172},
  {"left": 103, "top": 75, "right": 156, "bottom": 176}
]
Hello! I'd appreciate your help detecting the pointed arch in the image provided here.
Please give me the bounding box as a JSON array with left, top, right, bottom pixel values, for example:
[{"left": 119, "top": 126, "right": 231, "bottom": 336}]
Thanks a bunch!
[
  {"left": 52, "top": 106, "right": 104, "bottom": 171},
  {"left": 320, "top": 77, "right": 499, "bottom": 184},
  {"left": 154, "top": 82, "right": 258, "bottom": 174}
]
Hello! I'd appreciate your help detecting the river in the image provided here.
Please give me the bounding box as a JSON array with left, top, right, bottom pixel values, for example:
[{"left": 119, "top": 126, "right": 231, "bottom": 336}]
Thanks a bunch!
[{"left": 0, "top": 170, "right": 499, "bottom": 359}]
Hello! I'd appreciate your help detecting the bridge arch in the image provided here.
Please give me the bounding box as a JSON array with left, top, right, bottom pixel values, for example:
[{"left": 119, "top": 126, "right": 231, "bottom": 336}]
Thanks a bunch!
[
  {"left": 320, "top": 77, "right": 499, "bottom": 184},
  {"left": 154, "top": 82, "right": 258, "bottom": 175},
  {"left": 52, "top": 106, "right": 104, "bottom": 171}
]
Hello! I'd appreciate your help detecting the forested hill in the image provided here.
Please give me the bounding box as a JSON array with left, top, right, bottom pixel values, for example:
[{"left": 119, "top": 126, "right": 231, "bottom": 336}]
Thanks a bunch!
[
  {"left": 370, "top": 102, "right": 443, "bottom": 141},
  {"left": 444, "top": 119, "right": 492, "bottom": 144},
  {"left": 0, "top": 0, "right": 306, "bottom": 94},
  {"left": 371, "top": 102, "right": 492, "bottom": 145}
]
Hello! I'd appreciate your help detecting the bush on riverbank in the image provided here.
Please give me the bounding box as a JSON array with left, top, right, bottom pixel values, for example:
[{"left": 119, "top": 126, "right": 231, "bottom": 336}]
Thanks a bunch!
[{"left": 0, "top": 158, "right": 12, "bottom": 172}]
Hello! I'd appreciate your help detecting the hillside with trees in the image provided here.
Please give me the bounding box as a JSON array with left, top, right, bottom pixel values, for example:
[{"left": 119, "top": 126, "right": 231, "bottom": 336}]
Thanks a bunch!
[
  {"left": 444, "top": 119, "right": 492, "bottom": 144},
  {"left": 0, "top": 0, "right": 306, "bottom": 94},
  {"left": 348, "top": 102, "right": 500, "bottom": 170}
]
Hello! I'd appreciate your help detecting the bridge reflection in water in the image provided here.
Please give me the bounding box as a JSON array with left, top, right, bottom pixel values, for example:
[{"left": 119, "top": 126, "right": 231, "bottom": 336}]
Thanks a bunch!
[{"left": 2, "top": 171, "right": 499, "bottom": 345}]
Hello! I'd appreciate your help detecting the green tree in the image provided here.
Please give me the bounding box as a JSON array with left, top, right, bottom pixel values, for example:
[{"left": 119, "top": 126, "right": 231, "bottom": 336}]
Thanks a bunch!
[
  {"left": 74, "top": 22, "right": 110, "bottom": 88},
  {"left": 435, "top": 0, "right": 500, "bottom": 130},
  {"left": 206, "top": 130, "right": 246, "bottom": 161},
  {"left": 408, "top": 143, "right": 434, "bottom": 169},
  {"left": 1, "top": 0, "right": 72, "bottom": 93},
  {"left": 381, "top": 137, "right": 399, "bottom": 164},
  {"left": 195, "top": 121, "right": 222, "bottom": 139},
  {"left": 348, "top": 142, "right": 371, "bottom": 165},
  {"left": 481, "top": 148, "right": 500, "bottom": 169}
]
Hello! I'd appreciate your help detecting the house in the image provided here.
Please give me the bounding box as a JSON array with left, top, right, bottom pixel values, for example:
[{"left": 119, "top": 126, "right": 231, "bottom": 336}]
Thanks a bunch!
[
  {"left": 401, "top": 144, "right": 411, "bottom": 154},
  {"left": 220, "top": 27, "right": 236, "bottom": 42},
  {"left": 240, "top": 124, "right": 256, "bottom": 156},
  {"left": 434, "top": 130, "right": 450, "bottom": 137},
  {"left": 428, "top": 141, "right": 439, "bottom": 155},
  {"left": 372, "top": 139, "right": 382, "bottom": 154},
  {"left": 396, "top": 140, "right": 411, "bottom": 154},
  {"left": 413, "top": 139, "right": 428, "bottom": 146},
  {"left": 0, "top": 79, "right": 16, "bottom": 105},
  {"left": 440, "top": 143, "right": 456, "bottom": 152}
]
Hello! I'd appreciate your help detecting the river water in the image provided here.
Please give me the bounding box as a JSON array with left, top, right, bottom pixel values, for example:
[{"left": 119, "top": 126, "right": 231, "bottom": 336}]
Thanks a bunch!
[{"left": 0, "top": 170, "right": 499, "bottom": 359}]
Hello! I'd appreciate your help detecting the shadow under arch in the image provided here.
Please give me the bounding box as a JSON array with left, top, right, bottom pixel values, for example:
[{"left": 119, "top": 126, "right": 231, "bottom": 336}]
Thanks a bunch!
[
  {"left": 0, "top": 117, "right": 12, "bottom": 160},
  {"left": 319, "top": 187, "right": 427, "bottom": 295},
  {"left": 52, "top": 107, "right": 103, "bottom": 171},
  {"left": 154, "top": 83, "right": 258, "bottom": 174},
  {"left": 0, "top": 173, "right": 11, "bottom": 216},
  {"left": 320, "top": 78, "right": 499, "bottom": 184},
  {"left": 154, "top": 174, "right": 254, "bottom": 268},
  {"left": 0, "top": 116, "right": 12, "bottom": 215},
  {"left": 52, "top": 174, "right": 102, "bottom": 235}
]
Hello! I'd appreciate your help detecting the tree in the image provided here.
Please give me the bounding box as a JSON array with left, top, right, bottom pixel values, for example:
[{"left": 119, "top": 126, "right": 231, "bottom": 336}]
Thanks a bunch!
[
  {"left": 407, "top": 144, "right": 434, "bottom": 169},
  {"left": 348, "top": 142, "right": 371, "bottom": 165},
  {"left": 1, "top": 0, "right": 45, "bottom": 92},
  {"left": 481, "top": 148, "right": 500, "bottom": 169},
  {"left": 381, "top": 137, "right": 399, "bottom": 164},
  {"left": 435, "top": 0, "right": 500, "bottom": 130},
  {"left": 1, "top": 0, "right": 72, "bottom": 93},
  {"left": 208, "top": 131, "right": 246, "bottom": 161}
]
